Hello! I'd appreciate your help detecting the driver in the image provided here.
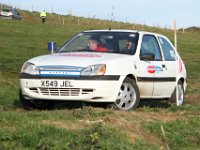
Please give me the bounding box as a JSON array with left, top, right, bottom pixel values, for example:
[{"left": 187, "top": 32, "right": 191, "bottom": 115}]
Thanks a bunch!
[{"left": 88, "top": 36, "right": 108, "bottom": 52}]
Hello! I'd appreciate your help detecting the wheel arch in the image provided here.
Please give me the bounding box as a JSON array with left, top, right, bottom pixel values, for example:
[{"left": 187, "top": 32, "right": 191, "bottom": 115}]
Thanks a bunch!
[
  {"left": 178, "top": 77, "right": 186, "bottom": 92},
  {"left": 179, "top": 77, "right": 184, "bottom": 84},
  {"left": 126, "top": 74, "right": 136, "bottom": 82}
]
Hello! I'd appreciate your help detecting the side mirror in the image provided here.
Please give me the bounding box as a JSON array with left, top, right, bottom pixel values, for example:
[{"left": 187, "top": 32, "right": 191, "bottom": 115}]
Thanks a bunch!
[
  {"left": 140, "top": 53, "right": 155, "bottom": 61},
  {"left": 48, "top": 42, "right": 57, "bottom": 54}
]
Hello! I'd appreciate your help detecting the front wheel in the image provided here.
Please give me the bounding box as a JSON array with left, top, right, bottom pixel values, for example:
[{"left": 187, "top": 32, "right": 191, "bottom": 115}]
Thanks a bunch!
[{"left": 115, "top": 78, "right": 140, "bottom": 111}]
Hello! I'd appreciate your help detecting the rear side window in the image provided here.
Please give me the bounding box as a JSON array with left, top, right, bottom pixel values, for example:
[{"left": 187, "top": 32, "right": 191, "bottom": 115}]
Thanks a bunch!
[
  {"left": 158, "top": 37, "right": 175, "bottom": 61},
  {"left": 140, "top": 35, "right": 162, "bottom": 60}
]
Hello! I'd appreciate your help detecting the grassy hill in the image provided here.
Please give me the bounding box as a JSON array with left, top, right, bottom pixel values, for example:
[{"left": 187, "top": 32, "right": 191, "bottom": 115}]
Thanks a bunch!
[{"left": 0, "top": 10, "right": 200, "bottom": 149}]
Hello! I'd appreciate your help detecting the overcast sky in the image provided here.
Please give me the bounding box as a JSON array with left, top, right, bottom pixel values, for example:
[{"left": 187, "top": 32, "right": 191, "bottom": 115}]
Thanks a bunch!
[{"left": 1, "top": 0, "right": 199, "bottom": 29}]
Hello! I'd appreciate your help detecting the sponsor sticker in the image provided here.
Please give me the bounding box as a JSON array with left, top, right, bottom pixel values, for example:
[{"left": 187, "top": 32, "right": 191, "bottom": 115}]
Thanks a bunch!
[
  {"left": 58, "top": 54, "right": 101, "bottom": 57},
  {"left": 147, "top": 66, "right": 156, "bottom": 73},
  {"left": 39, "top": 66, "right": 82, "bottom": 77},
  {"left": 147, "top": 66, "right": 163, "bottom": 74},
  {"left": 40, "top": 70, "right": 80, "bottom": 77}
]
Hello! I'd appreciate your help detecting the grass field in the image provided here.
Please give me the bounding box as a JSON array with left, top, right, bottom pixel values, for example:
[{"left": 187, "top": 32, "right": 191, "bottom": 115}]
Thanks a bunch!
[{"left": 0, "top": 10, "right": 200, "bottom": 149}]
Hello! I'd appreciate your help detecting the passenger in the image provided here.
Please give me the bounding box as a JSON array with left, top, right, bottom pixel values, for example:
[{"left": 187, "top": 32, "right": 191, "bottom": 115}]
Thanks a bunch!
[
  {"left": 88, "top": 36, "right": 108, "bottom": 52},
  {"left": 123, "top": 38, "right": 135, "bottom": 54}
]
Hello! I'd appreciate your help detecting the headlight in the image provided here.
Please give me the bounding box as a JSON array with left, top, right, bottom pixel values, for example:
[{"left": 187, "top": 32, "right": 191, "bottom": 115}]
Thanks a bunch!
[
  {"left": 80, "top": 64, "right": 106, "bottom": 76},
  {"left": 21, "top": 62, "right": 39, "bottom": 75}
]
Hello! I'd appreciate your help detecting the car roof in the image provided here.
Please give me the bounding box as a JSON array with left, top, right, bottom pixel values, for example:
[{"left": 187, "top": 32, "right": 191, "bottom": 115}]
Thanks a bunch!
[{"left": 82, "top": 29, "right": 165, "bottom": 38}]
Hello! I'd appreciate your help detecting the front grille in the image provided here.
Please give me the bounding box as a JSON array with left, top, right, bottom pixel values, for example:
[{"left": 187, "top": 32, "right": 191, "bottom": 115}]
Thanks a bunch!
[
  {"left": 29, "top": 88, "right": 94, "bottom": 96},
  {"left": 29, "top": 88, "right": 39, "bottom": 93}
]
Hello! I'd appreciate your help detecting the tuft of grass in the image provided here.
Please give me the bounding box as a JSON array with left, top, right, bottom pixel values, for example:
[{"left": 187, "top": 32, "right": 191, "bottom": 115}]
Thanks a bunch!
[
  {"left": 77, "top": 123, "right": 158, "bottom": 150},
  {"left": 71, "top": 106, "right": 113, "bottom": 119},
  {"left": 167, "top": 105, "right": 200, "bottom": 112},
  {"left": 143, "top": 118, "right": 200, "bottom": 150}
]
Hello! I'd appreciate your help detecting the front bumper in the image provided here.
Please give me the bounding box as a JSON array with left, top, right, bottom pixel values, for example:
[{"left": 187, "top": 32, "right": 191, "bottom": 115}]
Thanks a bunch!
[{"left": 20, "top": 74, "right": 122, "bottom": 102}]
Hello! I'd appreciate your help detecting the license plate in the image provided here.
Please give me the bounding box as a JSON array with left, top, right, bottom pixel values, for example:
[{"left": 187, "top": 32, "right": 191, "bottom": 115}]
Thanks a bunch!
[{"left": 41, "top": 80, "right": 73, "bottom": 88}]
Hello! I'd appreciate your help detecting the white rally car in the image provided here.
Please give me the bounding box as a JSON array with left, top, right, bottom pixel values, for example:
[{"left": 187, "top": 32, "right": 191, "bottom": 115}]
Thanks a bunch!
[{"left": 19, "top": 30, "right": 187, "bottom": 110}]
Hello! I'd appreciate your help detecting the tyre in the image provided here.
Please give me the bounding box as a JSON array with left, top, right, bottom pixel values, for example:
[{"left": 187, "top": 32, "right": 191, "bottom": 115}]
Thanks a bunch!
[
  {"left": 168, "top": 80, "right": 184, "bottom": 106},
  {"left": 19, "top": 89, "right": 54, "bottom": 110},
  {"left": 114, "top": 77, "right": 140, "bottom": 111}
]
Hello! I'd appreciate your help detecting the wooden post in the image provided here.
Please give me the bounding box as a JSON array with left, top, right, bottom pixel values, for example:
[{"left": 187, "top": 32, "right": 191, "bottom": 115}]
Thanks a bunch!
[
  {"left": 143, "top": 20, "right": 145, "bottom": 30},
  {"left": 77, "top": 18, "right": 80, "bottom": 26},
  {"left": 63, "top": 18, "right": 65, "bottom": 25},
  {"left": 58, "top": 14, "right": 60, "bottom": 20},
  {"left": 174, "top": 18, "right": 177, "bottom": 50},
  {"left": 51, "top": 7, "right": 53, "bottom": 13},
  {"left": 32, "top": 4, "right": 33, "bottom": 12},
  {"left": 157, "top": 23, "right": 160, "bottom": 29},
  {"left": 132, "top": 23, "right": 134, "bottom": 30}
]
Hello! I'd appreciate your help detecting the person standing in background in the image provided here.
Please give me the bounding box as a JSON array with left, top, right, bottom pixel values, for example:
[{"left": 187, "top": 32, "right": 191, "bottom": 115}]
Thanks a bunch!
[{"left": 40, "top": 10, "right": 46, "bottom": 23}]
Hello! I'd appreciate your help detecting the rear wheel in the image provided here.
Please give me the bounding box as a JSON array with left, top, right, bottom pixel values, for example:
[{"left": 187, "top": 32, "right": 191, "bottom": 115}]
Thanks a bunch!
[
  {"left": 168, "top": 80, "right": 184, "bottom": 106},
  {"left": 115, "top": 78, "right": 140, "bottom": 111},
  {"left": 19, "top": 89, "right": 54, "bottom": 110}
]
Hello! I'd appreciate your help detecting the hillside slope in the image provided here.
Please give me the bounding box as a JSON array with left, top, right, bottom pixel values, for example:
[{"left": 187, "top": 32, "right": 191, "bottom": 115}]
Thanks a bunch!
[{"left": 0, "top": 10, "right": 200, "bottom": 150}]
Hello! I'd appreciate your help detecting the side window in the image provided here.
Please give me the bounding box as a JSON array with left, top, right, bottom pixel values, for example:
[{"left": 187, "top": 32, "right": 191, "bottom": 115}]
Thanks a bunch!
[
  {"left": 140, "top": 35, "right": 162, "bottom": 60},
  {"left": 158, "top": 37, "right": 175, "bottom": 61}
]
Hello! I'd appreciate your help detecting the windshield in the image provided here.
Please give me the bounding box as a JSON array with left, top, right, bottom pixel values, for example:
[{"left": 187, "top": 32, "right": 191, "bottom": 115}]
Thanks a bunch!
[
  {"left": 58, "top": 32, "right": 139, "bottom": 55},
  {"left": 1, "top": 8, "right": 12, "bottom": 12}
]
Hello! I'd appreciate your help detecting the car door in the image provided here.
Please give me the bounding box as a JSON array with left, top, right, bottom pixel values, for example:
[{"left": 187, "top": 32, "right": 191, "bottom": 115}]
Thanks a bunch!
[
  {"left": 137, "top": 34, "right": 157, "bottom": 98},
  {"left": 153, "top": 36, "right": 177, "bottom": 97}
]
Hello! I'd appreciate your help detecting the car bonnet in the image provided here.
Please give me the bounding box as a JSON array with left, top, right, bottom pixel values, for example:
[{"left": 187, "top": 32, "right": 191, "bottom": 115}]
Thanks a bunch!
[{"left": 28, "top": 52, "right": 129, "bottom": 67}]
